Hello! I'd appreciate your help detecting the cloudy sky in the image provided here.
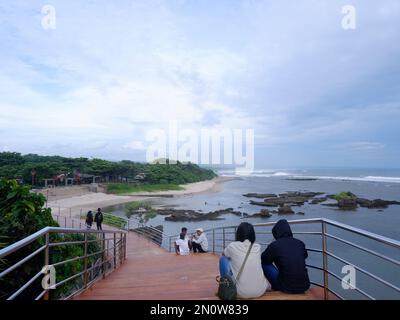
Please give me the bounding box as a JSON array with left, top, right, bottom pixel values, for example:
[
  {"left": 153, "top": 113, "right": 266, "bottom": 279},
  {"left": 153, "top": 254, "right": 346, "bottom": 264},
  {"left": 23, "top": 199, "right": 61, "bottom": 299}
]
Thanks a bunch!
[{"left": 0, "top": 0, "right": 399, "bottom": 168}]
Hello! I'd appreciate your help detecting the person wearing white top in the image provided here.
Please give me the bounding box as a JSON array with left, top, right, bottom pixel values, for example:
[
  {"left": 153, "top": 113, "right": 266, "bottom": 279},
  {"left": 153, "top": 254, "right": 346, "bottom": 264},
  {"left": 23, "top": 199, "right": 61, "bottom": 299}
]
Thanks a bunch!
[
  {"left": 175, "top": 233, "right": 190, "bottom": 256},
  {"left": 176, "top": 227, "right": 192, "bottom": 250},
  {"left": 191, "top": 228, "right": 208, "bottom": 252},
  {"left": 219, "top": 222, "right": 271, "bottom": 299}
]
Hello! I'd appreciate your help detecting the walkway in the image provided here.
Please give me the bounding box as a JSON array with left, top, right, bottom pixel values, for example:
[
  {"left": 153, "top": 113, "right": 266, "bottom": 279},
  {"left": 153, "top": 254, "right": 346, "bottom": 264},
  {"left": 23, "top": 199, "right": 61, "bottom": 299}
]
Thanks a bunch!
[{"left": 73, "top": 232, "right": 326, "bottom": 300}]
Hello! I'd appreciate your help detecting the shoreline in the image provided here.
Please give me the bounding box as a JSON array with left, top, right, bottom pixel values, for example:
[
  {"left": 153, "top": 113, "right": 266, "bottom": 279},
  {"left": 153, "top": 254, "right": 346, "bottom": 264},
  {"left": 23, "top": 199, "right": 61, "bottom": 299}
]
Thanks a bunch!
[{"left": 45, "top": 176, "right": 235, "bottom": 214}]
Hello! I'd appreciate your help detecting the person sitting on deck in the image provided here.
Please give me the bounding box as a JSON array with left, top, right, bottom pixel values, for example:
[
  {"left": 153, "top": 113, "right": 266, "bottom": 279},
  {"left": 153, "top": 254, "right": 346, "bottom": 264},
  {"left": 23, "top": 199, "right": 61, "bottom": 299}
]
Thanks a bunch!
[
  {"left": 219, "top": 222, "right": 271, "bottom": 299},
  {"left": 177, "top": 227, "right": 192, "bottom": 250},
  {"left": 191, "top": 228, "right": 208, "bottom": 253},
  {"left": 85, "top": 210, "right": 93, "bottom": 229},
  {"left": 261, "top": 219, "right": 310, "bottom": 294},
  {"left": 175, "top": 233, "right": 190, "bottom": 256}
]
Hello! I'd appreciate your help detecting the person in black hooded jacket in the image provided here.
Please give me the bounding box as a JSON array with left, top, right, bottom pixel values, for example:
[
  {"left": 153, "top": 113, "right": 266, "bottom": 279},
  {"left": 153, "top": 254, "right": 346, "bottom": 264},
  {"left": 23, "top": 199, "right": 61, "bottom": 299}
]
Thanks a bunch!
[{"left": 261, "top": 219, "right": 310, "bottom": 294}]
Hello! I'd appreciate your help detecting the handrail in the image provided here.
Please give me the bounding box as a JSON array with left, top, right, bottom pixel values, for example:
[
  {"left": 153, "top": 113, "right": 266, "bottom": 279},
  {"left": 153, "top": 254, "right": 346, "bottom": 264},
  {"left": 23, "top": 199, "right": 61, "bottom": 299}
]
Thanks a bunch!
[
  {"left": 0, "top": 227, "right": 124, "bottom": 259},
  {"left": 0, "top": 225, "right": 127, "bottom": 300}
]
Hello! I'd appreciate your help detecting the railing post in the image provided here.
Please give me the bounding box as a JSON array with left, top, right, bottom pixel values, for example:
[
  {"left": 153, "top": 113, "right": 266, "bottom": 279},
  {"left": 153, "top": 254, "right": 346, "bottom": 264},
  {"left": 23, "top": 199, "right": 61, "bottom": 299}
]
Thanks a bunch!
[
  {"left": 44, "top": 233, "right": 50, "bottom": 300},
  {"left": 223, "top": 228, "right": 226, "bottom": 249},
  {"left": 322, "top": 221, "right": 329, "bottom": 300},
  {"left": 64, "top": 216, "right": 67, "bottom": 228},
  {"left": 169, "top": 236, "right": 172, "bottom": 252},
  {"left": 119, "top": 233, "right": 123, "bottom": 264},
  {"left": 113, "top": 233, "right": 117, "bottom": 269},
  {"left": 124, "top": 233, "right": 127, "bottom": 260},
  {"left": 102, "top": 233, "right": 106, "bottom": 279},
  {"left": 70, "top": 208, "right": 72, "bottom": 218},
  {"left": 212, "top": 229, "right": 215, "bottom": 254},
  {"left": 83, "top": 233, "right": 88, "bottom": 289}
]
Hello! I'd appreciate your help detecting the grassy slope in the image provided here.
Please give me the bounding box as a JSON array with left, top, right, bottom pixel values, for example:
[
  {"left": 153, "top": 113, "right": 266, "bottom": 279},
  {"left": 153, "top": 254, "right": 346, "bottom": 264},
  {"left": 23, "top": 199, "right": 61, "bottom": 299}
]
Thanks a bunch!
[{"left": 106, "top": 183, "right": 184, "bottom": 195}]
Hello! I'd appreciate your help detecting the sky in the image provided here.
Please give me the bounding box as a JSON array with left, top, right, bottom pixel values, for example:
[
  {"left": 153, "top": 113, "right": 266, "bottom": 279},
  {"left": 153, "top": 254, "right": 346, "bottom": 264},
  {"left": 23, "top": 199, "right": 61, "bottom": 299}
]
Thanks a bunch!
[{"left": 0, "top": 0, "right": 400, "bottom": 169}]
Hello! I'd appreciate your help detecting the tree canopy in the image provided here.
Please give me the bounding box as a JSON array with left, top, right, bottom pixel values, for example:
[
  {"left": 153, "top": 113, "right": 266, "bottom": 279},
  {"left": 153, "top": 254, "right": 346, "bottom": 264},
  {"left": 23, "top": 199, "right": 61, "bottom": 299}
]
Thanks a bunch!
[{"left": 0, "top": 152, "right": 217, "bottom": 186}]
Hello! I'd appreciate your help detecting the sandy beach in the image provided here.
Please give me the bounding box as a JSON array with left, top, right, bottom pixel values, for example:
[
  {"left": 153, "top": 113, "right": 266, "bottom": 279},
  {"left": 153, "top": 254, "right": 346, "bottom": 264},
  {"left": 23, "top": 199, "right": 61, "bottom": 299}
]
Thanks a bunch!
[{"left": 43, "top": 176, "right": 234, "bottom": 218}]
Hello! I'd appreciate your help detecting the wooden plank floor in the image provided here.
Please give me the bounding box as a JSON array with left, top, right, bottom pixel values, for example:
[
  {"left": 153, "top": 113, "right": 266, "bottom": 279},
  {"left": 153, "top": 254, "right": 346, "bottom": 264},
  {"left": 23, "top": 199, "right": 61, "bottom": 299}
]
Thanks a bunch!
[{"left": 74, "top": 232, "right": 326, "bottom": 300}]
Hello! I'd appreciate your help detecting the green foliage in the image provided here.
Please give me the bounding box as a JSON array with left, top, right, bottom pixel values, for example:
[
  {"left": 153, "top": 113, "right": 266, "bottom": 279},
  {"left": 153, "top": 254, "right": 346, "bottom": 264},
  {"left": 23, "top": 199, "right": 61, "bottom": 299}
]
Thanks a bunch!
[
  {"left": 124, "top": 201, "right": 156, "bottom": 223},
  {"left": 140, "top": 211, "right": 157, "bottom": 224},
  {"left": 333, "top": 191, "right": 356, "bottom": 201},
  {"left": 0, "top": 152, "right": 217, "bottom": 187},
  {"left": 102, "top": 214, "right": 127, "bottom": 229},
  {"left": 0, "top": 179, "right": 101, "bottom": 299},
  {"left": 124, "top": 201, "right": 153, "bottom": 219},
  {"left": 0, "top": 180, "right": 57, "bottom": 246},
  {"left": 107, "top": 183, "right": 183, "bottom": 195}
]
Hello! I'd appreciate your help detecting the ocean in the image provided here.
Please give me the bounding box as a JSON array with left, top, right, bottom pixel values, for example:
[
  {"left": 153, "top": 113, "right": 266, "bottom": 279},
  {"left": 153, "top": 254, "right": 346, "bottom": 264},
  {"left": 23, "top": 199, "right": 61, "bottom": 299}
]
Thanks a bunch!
[{"left": 106, "top": 168, "right": 400, "bottom": 299}]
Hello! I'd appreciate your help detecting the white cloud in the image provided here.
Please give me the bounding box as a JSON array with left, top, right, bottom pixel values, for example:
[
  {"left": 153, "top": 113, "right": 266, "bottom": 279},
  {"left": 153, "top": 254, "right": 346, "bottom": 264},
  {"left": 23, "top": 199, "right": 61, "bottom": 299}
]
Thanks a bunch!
[{"left": 0, "top": 0, "right": 400, "bottom": 166}]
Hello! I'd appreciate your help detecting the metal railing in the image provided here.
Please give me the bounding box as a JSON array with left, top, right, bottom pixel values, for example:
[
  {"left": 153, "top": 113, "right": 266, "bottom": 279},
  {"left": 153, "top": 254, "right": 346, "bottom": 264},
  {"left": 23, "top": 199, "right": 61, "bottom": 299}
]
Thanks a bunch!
[
  {"left": 166, "top": 218, "right": 400, "bottom": 300},
  {"left": 0, "top": 227, "right": 127, "bottom": 300},
  {"left": 110, "top": 214, "right": 166, "bottom": 248}
]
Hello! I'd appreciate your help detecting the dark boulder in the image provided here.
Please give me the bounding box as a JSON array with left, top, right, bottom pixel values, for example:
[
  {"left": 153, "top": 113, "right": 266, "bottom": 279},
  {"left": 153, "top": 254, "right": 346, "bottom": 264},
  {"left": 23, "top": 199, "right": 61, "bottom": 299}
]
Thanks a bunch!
[
  {"left": 367, "top": 199, "right": 398, "bottom": 209},
  {"left": 243, "top": 193, "right": 278, "bottom": 198},
  {"left": 278, "top": 206, "right": 294, "bottom": 215},
  {"left": 260, "top": 209, "right": 272, "bottom": 217},
  {"left": 310, "top": 197, "right": 328, "bottom": 204},
  {"left": 249, "top": 200, "right": 277, "bottom": 207},
  {"left": 338, "top": 199, "right": 358, "bottom": 210}
]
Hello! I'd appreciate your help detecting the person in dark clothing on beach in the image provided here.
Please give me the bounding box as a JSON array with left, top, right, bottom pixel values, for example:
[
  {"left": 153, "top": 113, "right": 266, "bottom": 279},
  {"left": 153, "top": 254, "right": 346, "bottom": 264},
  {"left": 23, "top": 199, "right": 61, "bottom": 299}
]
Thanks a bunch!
[
  {"left": 86, "top": 210, "right": 94, "bottom": 229},
  {"left": 261, "top": 219, "right": 310, "bottom": 294},
  {"left": 94, "top": 208, "right": 103, "bottom": 231}
]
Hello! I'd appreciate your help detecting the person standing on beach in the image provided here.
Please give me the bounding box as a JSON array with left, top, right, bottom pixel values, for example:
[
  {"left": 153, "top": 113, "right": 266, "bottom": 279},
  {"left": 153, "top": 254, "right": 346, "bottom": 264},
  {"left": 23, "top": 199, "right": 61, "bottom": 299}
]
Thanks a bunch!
[
  {"left": 94, "top": 208, "right": 103, "bottom": 231},
  {"left": 261, "top": 219, "right": 310, "bottom": 294},
  {"left": 191, "top": 228, "right": 208, "bottom": 253},
  {"left": 86, "top": 210, "right": 93, "bottom": 229}
]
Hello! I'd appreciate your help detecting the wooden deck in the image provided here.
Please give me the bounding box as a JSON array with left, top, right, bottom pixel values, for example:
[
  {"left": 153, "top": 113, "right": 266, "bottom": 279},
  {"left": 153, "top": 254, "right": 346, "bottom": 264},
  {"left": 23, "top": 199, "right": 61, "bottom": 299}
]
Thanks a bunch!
[{"left": 74, "top": 232, "right": 326, "bottom": 300}]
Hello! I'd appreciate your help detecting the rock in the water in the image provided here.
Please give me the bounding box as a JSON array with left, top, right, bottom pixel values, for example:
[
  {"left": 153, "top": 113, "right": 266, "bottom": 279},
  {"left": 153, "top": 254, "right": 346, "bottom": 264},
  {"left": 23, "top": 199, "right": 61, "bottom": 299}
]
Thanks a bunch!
[
  {"left": 356, "top": 198, "right": 372, "bottom": 208},
  {"left": 243, "top": 193, "right": 278, "bottom": 198},
  {"left": 338, "top": 199, "right": 358, "bottom": 210},
  {"left": 159, "top": 207, "right": 242, "bottom": 222},
  {"left": 296, "top": 212, "right": 305, "bottom": 215},
  {"left": 310, "top": 197, "right": 328, "bottom": 204},
  {"left": 278, "top": 206, "right": 294, "bottom": 214},
  {"left": 260, "top": 209, "right": 272, "bottom": 217},
  {"left": 367, "top": 199, "right": 400, "bottom": 208},
  {"left": 249, "top": 200, "right": 277, "bottom": 207}
]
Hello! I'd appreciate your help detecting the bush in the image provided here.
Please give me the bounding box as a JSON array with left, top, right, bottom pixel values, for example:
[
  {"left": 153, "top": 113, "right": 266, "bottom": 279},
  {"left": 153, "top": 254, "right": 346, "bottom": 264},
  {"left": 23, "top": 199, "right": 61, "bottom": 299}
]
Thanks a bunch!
[
  {"left": 333, "top": 191, "right": 356, "bottom": 201},
  {"left": 0, "top": 179, "right": 101, "bottom": 299}
]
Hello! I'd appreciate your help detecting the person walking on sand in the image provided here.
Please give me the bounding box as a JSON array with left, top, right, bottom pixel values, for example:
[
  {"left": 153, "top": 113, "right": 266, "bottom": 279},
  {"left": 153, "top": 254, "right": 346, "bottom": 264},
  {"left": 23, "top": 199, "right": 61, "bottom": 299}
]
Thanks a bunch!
[
  {"left": 218, "top": 222, "right": 271, "bottom": 299},
  {"left": 94, "top": 208, "right": 103, "bottom": 231},
  {"left": 261, "top": 219, "right": 310, "bottom": 294},
  {"left": 191, "top": 228, "right": 208, "bottom": 253},
  {"left": 175, "top": 233, "right": 190, "bottom": 256},
  {"left": 85, "top": 210, "right": 93, "bottom": 229}
]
